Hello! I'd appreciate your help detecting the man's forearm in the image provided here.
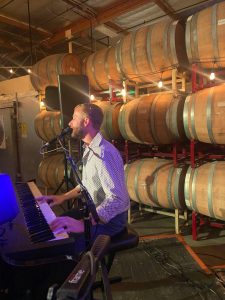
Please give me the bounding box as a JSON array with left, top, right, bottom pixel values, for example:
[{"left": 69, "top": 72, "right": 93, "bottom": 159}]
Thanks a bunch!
[{"left": 63, "top": 186, "right": 81, "bottom": 201}]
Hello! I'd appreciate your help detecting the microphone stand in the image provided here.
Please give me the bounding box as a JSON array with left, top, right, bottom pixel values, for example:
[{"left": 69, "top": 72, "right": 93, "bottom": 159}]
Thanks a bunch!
[{"left": 57, "top": 138, "right": 100, "bottom": 250}]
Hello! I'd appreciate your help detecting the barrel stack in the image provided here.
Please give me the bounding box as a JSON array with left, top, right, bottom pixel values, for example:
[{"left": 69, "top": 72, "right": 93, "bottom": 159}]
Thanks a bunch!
[
  {"left": 30, "top": 53, "right": 81, "bottom": 92},
  {"left": 30, "top": 1, "right": 225, "bottom": 222}
]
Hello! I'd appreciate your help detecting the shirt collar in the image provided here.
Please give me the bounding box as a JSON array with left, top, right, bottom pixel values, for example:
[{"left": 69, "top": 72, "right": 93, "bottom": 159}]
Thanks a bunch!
[{"left": 83, "top": 132, "right": 103, "bottom": 150}]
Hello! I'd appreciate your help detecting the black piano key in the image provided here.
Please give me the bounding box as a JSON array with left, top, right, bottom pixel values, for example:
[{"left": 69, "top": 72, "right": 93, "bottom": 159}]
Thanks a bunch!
[
  {"left": 30, "top": 230, "right": 55, "bottom": 243},
  {"left": 15, "top": 183, "right": 55, "bottom": 243},
  {"left": 26, "top": 222, "right": 49, "bottom": 232}
]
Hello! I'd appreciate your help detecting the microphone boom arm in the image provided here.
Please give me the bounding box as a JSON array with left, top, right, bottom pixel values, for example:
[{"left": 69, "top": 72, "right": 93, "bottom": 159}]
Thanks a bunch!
[
  {"left": 65, "top": 152, "right": 100, "bottom": 223},
  {"left": 58, "top": 138, "right": 100, "bottom": 249},
  {"left": 40, "top": 127, "right": 72, "bottom": 151}
]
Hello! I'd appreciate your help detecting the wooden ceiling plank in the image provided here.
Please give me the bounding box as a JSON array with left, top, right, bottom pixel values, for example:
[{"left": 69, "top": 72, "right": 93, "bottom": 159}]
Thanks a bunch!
[
  {"left": 61, "top": 0, "right": 97, "bottom": 18},
  {"left": 152, "top": 0, "right": 177, "bottom": 20},
  {"left": 48, "top": 0, "right": 151, "bottom": 46}
]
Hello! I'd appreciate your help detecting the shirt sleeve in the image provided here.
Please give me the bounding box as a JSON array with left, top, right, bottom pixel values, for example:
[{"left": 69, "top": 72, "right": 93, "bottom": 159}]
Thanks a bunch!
[{"left": 95, "top": 148, "right": 130, "bottom": 223}]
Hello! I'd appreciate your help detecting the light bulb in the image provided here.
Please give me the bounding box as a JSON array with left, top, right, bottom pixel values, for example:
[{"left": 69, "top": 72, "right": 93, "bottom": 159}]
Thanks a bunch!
[
  {"left": 121, "top": 88, "right": 126, "bottom": 97},
  {"left": 158, "top": 80, "right": 163, "bottom": 88},
  {"left": 27, "top": 68, "right": 31, "bottom": 73},
  {"left": 209, "top": 72, "right": 215, "bottom": 80},
  {"left": 9, "top": 68, "right": 13, "bottom": 74},
  {"left": 90, "top": 94, "right": 95, "bottom": 101},
  {"left": 40, "top": 101, "right": 45, "bottom": 108}
]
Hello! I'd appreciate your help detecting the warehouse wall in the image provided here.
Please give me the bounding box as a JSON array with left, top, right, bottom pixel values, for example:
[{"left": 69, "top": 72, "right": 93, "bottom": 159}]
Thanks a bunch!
[
  {"left": 0, "top": 75, "right": 34, "bottom": 94},
  {"left": 0, "top": 76, "right": 42, "bottom": 183}
]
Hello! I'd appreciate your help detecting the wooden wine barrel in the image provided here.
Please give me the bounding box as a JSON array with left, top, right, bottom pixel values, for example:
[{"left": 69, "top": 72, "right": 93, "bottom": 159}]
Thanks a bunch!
[
  {"left": 185, "top": 161, "right": 225, "bottom": 221},
  {"left": 38, "top": 154, "right": 72, "bottom": 192},
  {"left": 183, "top": 84, "right": 225, "bottom": 144},
  {"left": 94, "top": 101, "right": 123, "bottom": 140},
  {"left": 83, "top": 47, "right": 121, "bottom": 91},
  {"left": 0, "top": 119, "right": 4, "bottom": 146},
  {"left": 186, "top": 2, "right": 225, "bottom": 68},
  {"left": 119, "top": 93, "right": 186, "bottom": 145},
  {"left": 166, "top": 93, "right": 187, "bottom": 142},
  {"left": 30, "top": 53, "right": 81, "bottom": 92},
  {"left": 34, "top": 110, "right": 62, "bottom": 142},
  {"left": 125, "top": 158, "right": 187, "bottom": 209},
  {"left": 115, "top": 19, "right": 187, "bottom": 83}
]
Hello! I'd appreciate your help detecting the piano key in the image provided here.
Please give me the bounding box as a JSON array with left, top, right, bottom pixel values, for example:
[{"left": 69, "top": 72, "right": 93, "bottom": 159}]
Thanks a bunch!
[{"left": 15, "top": 183, "right": 57, "bottom": 243}]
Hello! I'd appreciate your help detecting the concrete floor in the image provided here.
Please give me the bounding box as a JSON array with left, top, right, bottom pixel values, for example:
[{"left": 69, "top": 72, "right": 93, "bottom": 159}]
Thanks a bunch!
[
  {"left": 129, "top": 204, "right": 225, "bottom": 269},
  {"left": 92, "top": 205, "right": 225, "bottom": 300}
]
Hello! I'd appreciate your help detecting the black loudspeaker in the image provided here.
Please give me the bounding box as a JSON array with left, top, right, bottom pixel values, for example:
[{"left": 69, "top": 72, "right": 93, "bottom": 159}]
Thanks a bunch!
[
  {"left": 45, "top": 86, "right": 60, "bottom": 111},
  {"left": 58, "top": 75, "right": 90, "bottom": 127}
]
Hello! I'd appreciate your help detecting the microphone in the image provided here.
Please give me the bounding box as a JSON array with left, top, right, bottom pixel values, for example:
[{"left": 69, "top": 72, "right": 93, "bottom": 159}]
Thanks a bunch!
[{"left": 42, "top": 127, "right": 72, "bottom": 148}]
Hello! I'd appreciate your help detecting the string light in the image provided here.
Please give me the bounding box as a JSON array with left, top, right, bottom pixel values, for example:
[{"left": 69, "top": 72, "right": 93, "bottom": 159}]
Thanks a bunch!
[
  {"left": 157, "top": 80, "right": 163, "bottom": 88},
  {"left": 40, "top": 101, "right": 45, "bottom": 109},
  {"left": 209, "top": 71, "right": 215, "bottom": 80},
  {"left": 90, "top": 94, "right": 95, "bottom": 101},
  {"left": 121, "top": 88, "right": 126, "bottom": 97},
  {"left": 0, "top": 66, "right": 32, "bottom": 74},
  {"left": 209, "top": 61, "right": 216, "bottom": 81},
  {"left": 157, "top": 72, "right": 163, "bottom": 88}
]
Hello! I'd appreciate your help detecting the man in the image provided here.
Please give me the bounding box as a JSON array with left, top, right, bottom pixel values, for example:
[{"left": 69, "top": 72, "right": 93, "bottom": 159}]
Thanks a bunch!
[
  {"left": 40, "top": 103, "right": 130, "bottom": 252},
  {"left": 7, "top": 103, "right": 129, "bottom": 300}
]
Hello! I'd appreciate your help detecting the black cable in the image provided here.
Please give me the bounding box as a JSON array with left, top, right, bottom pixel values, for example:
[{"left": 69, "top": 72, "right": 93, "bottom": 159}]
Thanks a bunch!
[
  {"left": 141, "top": 240, "right": 223, "bottom": 300},
  {"left": 27, "top": 0, "right": 33, "bottom": 66}
]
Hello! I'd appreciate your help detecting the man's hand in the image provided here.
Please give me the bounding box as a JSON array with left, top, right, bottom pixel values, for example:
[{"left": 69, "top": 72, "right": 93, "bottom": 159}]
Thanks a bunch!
[
  {"left": 36, "top": 195, "right": 65, "bottom": 207},
  {"left": 50, "top": 216, "right": 84, "bottom": 234}
]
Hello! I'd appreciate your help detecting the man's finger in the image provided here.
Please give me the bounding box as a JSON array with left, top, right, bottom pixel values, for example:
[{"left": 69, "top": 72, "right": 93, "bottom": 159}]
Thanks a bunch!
[
  {"left": 46, "top": 199, "right": 53, "bottom": 205},
  {"left": 35, "top": 196, "right": 47, "bottom": 203}
]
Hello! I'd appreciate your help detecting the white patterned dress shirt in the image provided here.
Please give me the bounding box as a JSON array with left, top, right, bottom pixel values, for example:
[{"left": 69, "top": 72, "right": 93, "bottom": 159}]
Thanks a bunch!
[{"left": 81, "top": 132, "right": 130, "bottom": 224}]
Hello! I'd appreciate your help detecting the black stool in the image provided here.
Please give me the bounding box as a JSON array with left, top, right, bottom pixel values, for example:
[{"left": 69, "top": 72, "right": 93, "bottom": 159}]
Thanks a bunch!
[{"left": 95, "top": 225, "right": 139, "bottom": 300}]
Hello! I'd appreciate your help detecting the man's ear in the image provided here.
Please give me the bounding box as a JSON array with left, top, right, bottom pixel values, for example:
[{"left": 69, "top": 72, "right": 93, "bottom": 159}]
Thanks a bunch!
[{"left": 83, "top": 117, "right": 90, "bottom": 126}]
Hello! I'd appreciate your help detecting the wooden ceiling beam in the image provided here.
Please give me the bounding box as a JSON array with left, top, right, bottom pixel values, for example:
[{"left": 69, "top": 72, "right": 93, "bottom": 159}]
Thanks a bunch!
[
  {"left": 0, "top": 28, "right": 43, "bottom": 46},
  {"left": 47, "top": 0, "right": 151, "bottom": 46},
  {"left": 0, "top": 36, "right": 23, "bottom": 52},
  {"left": 0, "top": 14, "right": 52, "bottom": 38}
]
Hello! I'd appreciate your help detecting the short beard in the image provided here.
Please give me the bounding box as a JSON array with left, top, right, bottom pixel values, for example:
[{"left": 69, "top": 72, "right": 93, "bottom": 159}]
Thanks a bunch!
[{"left": 71, "top": 127, "right": 85, "bottom": 140}]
